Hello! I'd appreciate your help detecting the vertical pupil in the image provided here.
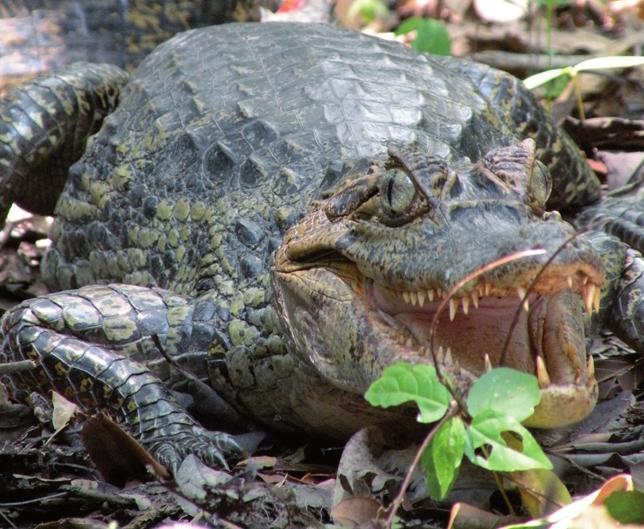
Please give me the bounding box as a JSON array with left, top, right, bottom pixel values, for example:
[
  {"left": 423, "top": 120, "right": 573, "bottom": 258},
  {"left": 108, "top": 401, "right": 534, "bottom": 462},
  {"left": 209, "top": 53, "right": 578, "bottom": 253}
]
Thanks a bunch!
[{"left": 387, "top": 177, "right": 395, "bottom": 207}]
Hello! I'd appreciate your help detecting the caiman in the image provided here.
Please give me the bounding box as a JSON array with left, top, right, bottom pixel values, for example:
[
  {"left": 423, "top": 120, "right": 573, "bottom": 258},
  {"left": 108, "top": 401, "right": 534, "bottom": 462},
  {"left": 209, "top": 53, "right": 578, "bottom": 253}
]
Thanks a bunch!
[{"left": 0, "top": 22, "right": 642, "bottom": 473}]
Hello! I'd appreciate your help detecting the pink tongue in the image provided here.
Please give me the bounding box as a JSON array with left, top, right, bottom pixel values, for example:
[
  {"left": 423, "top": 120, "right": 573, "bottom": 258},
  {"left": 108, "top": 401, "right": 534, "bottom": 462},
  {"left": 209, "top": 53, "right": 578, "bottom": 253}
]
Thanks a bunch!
[
  {"left": 372, "top": 280, "right": 535, "bottom": 374},
  {"left": 393, "top": 307, "right": 534, "bottom": 375}
]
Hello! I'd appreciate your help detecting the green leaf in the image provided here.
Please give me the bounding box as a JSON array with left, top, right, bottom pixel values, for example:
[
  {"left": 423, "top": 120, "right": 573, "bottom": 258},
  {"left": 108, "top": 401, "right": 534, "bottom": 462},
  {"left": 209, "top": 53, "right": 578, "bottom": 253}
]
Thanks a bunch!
[
  {"left": 421, "top": 416, "right": 465, "bottom": 500},
  {"left": 543, "top": 74, "right": 571, "bottom": 100},
  {"left": 535, "top": 0, "right": 570, "bottom": 7},
  {"left": 395, "top": 17, "right": 451, "bottom": 55},
  {"left": 605, "top": 490, "right": 644, "bottom": 524},
  {"left": 464, "top": 411, "right": 552, "bottom": 471},
  {"left": 467, "top": 368, "right": 541, "bottom": 422},
  {"left": 347, "top": 0, "right": 389, "bottom": 23},
  {"left": 394, "top": 16, "right": 424, "bottom": 35},
  {"left": 365, "top": 362, "right": 450, "bottom": 423}
]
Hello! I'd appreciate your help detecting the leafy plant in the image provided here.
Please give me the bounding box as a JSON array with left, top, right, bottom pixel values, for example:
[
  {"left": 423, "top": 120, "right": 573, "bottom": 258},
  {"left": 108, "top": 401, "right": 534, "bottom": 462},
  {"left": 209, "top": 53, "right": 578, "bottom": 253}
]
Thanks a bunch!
[
  {"left": 347, "top": 0, "right": 389, "bottom": 24},
  {"left": 605, "top": 490, "right": 644, "bottom": 524},
  {"left": 524, "top": 56, "right": 644, "bottom": 119},
  {"left": 394, "top": 17, "right": 451, "bottom": 55},
  {"left": 365, "top": 364, "right": 551, "bottom": 505}
]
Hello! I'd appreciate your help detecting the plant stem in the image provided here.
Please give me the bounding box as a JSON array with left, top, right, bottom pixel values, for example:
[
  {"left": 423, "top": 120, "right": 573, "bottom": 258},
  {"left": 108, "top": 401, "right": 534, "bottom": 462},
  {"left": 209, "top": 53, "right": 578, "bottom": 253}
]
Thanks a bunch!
[
  {"left": 492, "top": 470, "right": 516, "bottom": 516},
  {"left": 572, "top": 73, "right": 585, "bottom": 122},
  {"left": 382, "top": 402, "right": 459, "bottom": 527}
]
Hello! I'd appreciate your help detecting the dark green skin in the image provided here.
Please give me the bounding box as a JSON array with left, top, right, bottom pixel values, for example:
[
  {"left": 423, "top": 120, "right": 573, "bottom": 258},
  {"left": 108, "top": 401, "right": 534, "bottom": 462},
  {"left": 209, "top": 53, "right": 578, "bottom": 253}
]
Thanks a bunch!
[
  {"left": 0, "top": 23, "right": 642, "bottom": 473},
  {"left": 0, "top": 0, "right": 279, "bottom": 221},
  {"left": 0, "top": 0, "right": 277, "bottom": 82}
]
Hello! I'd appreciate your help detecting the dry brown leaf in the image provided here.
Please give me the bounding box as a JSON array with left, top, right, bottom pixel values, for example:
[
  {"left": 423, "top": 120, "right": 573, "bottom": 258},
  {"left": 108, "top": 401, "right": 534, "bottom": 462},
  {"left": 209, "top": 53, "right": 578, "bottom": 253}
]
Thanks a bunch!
[
  {"left": 257, "top": 471, "right": 288, "bottom": 485},
  {"left": 51, "top": 390, "right": 79, "bottom": 431},
  {"left": 447, "top": 501, "right": 512, "bottom": 529},
  {"left": 331, "top": 496, "right": 383, "bottom": 527},
  {"left": 80, "top": 412, "right": 169, "bottom": 486},
  {"left": 240, "top": 455, "right": 277, "bottom": 468},
  {"left": 498, "top": 474, "right": 635, "bottom": 528},
  {"left": 509, "top": 468, "right": 571, "bottom": 518}
]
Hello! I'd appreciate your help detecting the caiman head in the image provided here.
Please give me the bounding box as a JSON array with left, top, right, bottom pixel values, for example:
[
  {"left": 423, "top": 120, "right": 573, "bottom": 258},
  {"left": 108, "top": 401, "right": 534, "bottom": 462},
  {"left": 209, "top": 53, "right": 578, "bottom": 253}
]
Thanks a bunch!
[{"left": 273, "top": 139, "right": 601, "bottom": 430}]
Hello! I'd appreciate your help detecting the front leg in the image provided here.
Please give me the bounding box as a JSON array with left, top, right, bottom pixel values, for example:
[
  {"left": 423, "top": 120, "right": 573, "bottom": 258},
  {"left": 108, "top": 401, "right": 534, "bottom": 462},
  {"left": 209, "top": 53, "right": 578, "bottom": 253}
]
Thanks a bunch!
[{"left": 0, "top": 284, "right": 243, "bottom": 474}]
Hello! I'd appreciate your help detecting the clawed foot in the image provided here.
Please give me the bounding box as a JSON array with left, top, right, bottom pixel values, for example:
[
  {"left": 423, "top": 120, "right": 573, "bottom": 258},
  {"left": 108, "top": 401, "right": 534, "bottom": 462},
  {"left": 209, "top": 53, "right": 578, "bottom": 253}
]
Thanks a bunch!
[{"left": 149, "top": 426, "right": 246, "bottom": 476}]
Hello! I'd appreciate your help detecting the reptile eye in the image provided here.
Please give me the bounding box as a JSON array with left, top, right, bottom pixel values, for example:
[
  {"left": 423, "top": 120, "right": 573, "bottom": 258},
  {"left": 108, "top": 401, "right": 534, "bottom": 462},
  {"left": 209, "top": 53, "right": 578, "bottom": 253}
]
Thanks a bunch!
[
  {"left": 528, "top": 160, "right": 552, "bottom": 207},
  {"left": 382, "top": 168, "right": 416, "bottom": 215}
]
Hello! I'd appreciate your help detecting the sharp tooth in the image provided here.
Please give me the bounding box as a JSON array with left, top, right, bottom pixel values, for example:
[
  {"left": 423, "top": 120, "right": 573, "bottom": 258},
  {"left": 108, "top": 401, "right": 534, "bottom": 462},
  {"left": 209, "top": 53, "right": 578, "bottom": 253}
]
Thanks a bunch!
[
  {"left": 582, "top": 276, "right": 589, "bottom": 285},
  {"left": 405, "top": 336, "right": 414, "bottom": 347},
  {"left": 444, "top": 347, "right": 453, "bottom": 364},
  {"left": 484, "top": 282, "right": 492, "bottom": 296},
  {"left": 427, "top": 289, "right": 434, "bottom": 302},
  {"left": 436, "top": 346, "right": 445, "bottom": 361},
  {"left": 449, "top": 299, "right": 458, "bottom": 321},
  {"left": 470, "top": 290, "right": 479, "bottom": 309},
  {"left": 418, "top": 290, "right": 426, "bottom": 307},
  {"left": 461, "top": 296, "right": 469, "bottom": 315},
  {"left": 535, "top": 355, "right": 551, "bottom": 388},
  {"left": 567, "top": 276, "right": 573, "bottom": 289},
  {"left": 484, "top": 353, "right": 493, "bottom": 372},
  {"left": 582, "top": 284, "right": 595, "bottom": 314},
  {"left": 523, "top": 298, "right": 530, "bottom": 312},
  {"left": 409, "top": 291, "right": 418, "bottom": 306},
  {"left": 402, "top": 291, "right": 411, "bottom": 304},
  {"left": 587, "top": 355, "right": 595, "bottom": 377},
  {"left": 592, "top": 285, "right": 600, "bottom": 313},
  {"left": 517, "top": 287, "right": 526, "bottom": 300}
]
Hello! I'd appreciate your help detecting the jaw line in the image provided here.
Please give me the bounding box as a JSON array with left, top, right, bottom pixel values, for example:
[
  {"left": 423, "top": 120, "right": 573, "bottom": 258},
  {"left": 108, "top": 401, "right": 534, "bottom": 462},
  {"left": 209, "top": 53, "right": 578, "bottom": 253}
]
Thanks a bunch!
[{"left": 274, "top": 260, "right": 600, "bottom": 429}]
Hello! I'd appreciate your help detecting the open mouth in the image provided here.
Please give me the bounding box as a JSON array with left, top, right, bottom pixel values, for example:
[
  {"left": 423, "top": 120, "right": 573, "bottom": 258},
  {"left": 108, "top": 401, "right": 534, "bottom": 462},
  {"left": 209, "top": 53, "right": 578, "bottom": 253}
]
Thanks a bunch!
[
  {"left": 358, "top": 265, "right": 601, "bottom": 427},
  {"left": 273, "top": 207, "right": 602, "bottom": 428}
]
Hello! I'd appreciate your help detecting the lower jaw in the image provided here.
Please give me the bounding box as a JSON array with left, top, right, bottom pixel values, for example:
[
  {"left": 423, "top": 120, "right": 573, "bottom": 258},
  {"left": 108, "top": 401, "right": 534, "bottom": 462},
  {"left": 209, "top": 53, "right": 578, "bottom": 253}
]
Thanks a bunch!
[{"left": 524, "top": 381, "right": 598, "bottom": 427}]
